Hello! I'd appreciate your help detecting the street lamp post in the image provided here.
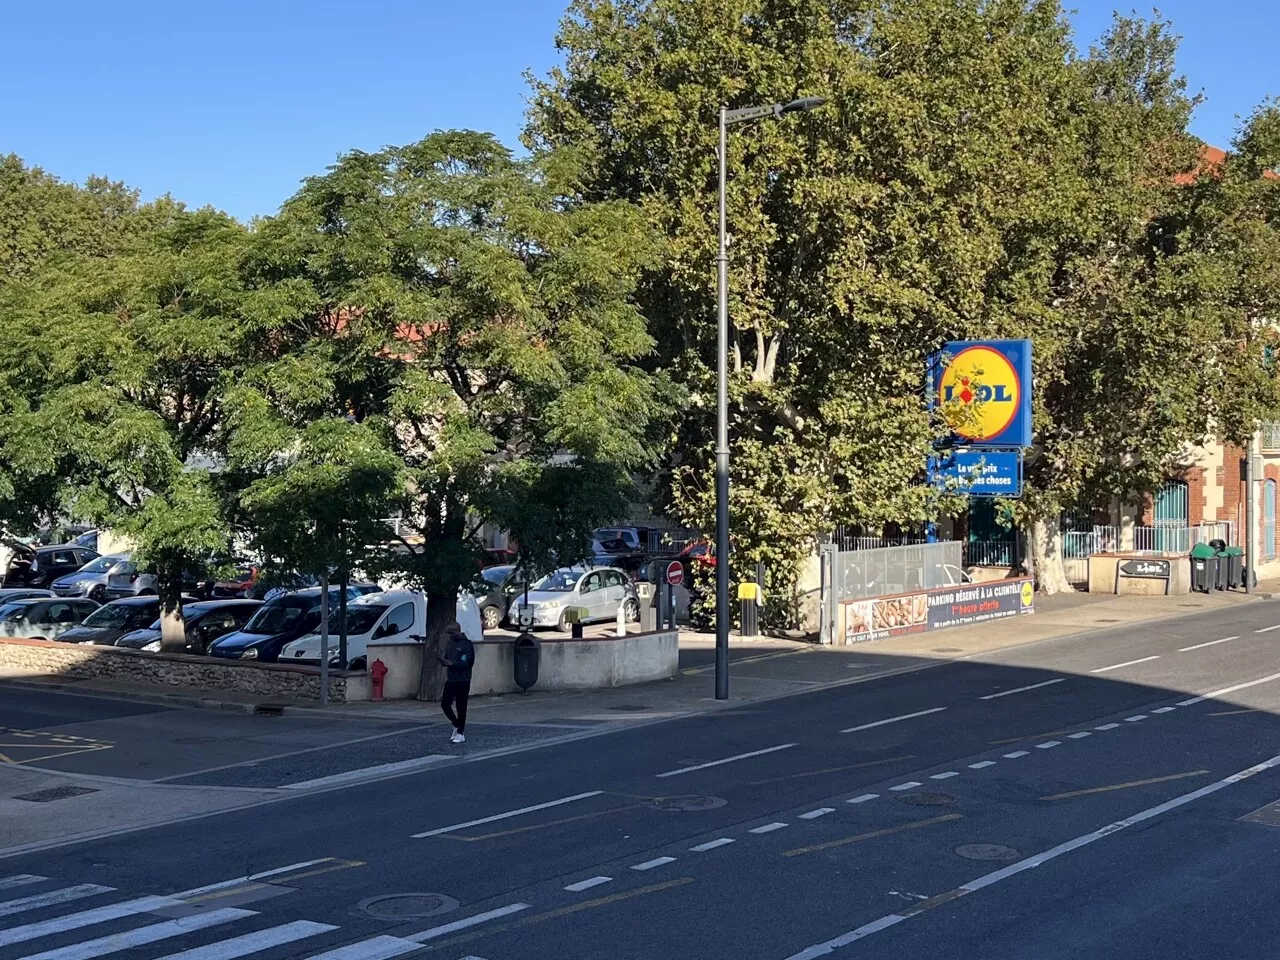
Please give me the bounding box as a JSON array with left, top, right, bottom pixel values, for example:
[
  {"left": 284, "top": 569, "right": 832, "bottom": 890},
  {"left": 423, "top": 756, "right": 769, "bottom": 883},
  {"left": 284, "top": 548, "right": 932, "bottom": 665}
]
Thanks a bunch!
[{"left": 715, "top": 96, "right": 826, "bottom": 701}]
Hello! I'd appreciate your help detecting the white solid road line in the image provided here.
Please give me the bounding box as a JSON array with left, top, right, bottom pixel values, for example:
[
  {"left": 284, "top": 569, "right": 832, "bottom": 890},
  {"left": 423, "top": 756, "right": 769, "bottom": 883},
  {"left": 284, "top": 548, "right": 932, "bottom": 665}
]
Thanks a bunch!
[
  {"left": 655, "top": 744, "right": 796, "bottom": 778},
  {"left": 412, "top": 792, "right": 603, "bottom": 838},
  {"left": 978, "top": 678, "right": 1065, "bottom": 700},
  {"left": 404, "top": 904, "right": 530, "bottom": 942},
  {"left": 564, "top": 877, "right": 613, "bottom": 891},
  {"left": 690, "top": 839, "right": 735, "bottom": 852},
  {"left": 847, "top": 795, "right": 878, "bottom": 804},
  {"left": 841, "top": 707, "right": 946, "bottom": 735},
  {"left": 283, "top": 757, "right": 450, "bottom": 791},
  {"left": 750, "top": 823, "right": 789, "bottom": 833},
  {"left": 799, "top": 809, "right": 834, "bottom": 820},
  {"left": 0, "top": 896, "right": 182, "bottom": 949},
  {"left": 889, "top": 782, "right": 921, "bottom": 791},
  {"left": 0, "top": 877, "right": 45, "bottom": 892},
  {"left": 1003, "top": 751, "right": 1029, "bottom": 758},
  {"left": 1177, "top": 671, "right": 1280, "bottom": 707},
  {"left": 779, "top": 751, "right": 1280, "bottom": 959},
  {"left": 18, "top": 908, "right": 255, "bottom": 960},
  {"left": 631, "top": 857, "right": 677, "bottom": 871},
  {"left": 170, "top": 859, "right": 335, "bottom": 898},
  {"left": 298, "top": 936, "right": 426, "bottom": 960},
  {"left": 968, "top": 761, "right": 996, "bottom": 770},
  {"left": 1091, "top": 656, "right": 1160, "bottom": 674},
  {"left": 152, "top": 921, "right": 337, "bottom": 960},
  {"left": 0, "top": 885, "right": 113, "bottom": 919},
  {"left": 1179, "top": 636, "right": 1238, "bottom": 652},
  {"left": 1255, "top": 624, "right": 1280, "bottom": 633}
]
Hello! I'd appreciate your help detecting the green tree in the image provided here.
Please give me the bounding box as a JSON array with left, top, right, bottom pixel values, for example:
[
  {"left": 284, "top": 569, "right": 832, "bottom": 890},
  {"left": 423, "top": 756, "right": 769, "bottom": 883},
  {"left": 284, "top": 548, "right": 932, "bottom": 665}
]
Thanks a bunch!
[
  {"left": 240, "top": 130, "right": 666, "bottom": 696},
  {"left": 528, "top": 0, "right": 1276, "bottom": 604}
]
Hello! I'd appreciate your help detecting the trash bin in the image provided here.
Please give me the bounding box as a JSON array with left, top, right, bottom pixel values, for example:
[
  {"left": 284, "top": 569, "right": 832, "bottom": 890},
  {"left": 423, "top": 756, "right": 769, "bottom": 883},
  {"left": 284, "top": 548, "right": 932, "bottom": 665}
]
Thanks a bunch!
[
  {"left": 1224, "top": 546, "right": 1244, "bottom": 590},
  {"left": 1190, "top": 542, "right": 1217, "bottom": 594},
  {"left": 1209, "top": 539, "right": 1228, "bottom": 591},
  {"left": 513, "top": 631, "right": 540, "bottom": 693}
]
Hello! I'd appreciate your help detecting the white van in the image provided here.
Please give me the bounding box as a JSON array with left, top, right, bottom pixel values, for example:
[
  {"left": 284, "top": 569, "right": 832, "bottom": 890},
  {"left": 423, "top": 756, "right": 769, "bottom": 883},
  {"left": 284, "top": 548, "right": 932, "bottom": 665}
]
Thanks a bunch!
[{"left": 279, "top": 589, "right": 482, "bottom": 669}]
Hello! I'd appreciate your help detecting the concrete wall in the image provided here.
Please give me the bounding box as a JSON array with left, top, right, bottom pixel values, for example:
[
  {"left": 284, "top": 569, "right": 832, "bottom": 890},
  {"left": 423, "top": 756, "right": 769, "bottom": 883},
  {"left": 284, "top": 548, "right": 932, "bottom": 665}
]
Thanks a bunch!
[
  {"left": 1087, "top": 554, "right": 1192, "bottom": 595},
  {"left": 364, "top": 630, "right": 679, "bottom": 700},
  {"left": 0, "top": 637, "right": 352, "bottom": 702}
]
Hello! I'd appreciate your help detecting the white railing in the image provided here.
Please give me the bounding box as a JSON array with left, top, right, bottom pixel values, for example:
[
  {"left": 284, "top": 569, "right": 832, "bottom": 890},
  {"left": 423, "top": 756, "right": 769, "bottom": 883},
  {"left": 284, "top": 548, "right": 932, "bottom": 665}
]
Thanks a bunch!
[
  {"left": 963, "top": 540, "right": 1016, "bottom": 568},
  {"left": 1261, "top": 421, "right": 1280, "bottom": 453},
  {"left": 1062, "top": 526, "right": 1119, "bottom": 585},
  {"left": 1132, "top": 521, "right": 1233, "bottom": 555}
]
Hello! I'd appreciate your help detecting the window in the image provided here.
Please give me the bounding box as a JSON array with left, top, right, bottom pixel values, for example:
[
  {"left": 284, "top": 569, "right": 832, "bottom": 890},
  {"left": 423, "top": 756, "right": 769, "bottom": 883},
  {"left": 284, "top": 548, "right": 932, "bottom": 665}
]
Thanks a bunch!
[
  {"left": 376, "top": 603, "right": 415, "bottom": 638},
  {"left": 73, "top": 602, "right": 98, "bottom": 620},
  {"left": 52, "top": 551, "right": 75, "bottom": 567},
  {"left": 1264, "top": 480, "right": 1276, "bottom": 561},
  {"left": 44, "top": 603, "right": 78, "bottom": 625},
  {"left": 580, "top": 573, "right": 603, "bottom": 593},
  {"left": 603, "top": 570, "right": 626, "bottom": 588}
]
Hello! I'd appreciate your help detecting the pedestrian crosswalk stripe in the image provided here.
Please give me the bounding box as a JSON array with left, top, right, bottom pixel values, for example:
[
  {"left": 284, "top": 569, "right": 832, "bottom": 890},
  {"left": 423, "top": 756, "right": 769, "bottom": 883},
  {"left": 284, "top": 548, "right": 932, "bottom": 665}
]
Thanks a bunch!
[
  {"left": 0, "top": 896, "right": 182, "bottom": 949},
  {"left": 15, "top": 907, "right": 255, "bottom": 960},
  {"left": 151, "top": 920, "right": 338, "bottom": 960},
  {"left": 298, "top": 935, "right": 427, "bottom": 960},
  {"left": 0, "top": 886, "right": 114, "bottom": 919},
  {"left": 0, "top": 878, "right": 47, "bottom": 893}
]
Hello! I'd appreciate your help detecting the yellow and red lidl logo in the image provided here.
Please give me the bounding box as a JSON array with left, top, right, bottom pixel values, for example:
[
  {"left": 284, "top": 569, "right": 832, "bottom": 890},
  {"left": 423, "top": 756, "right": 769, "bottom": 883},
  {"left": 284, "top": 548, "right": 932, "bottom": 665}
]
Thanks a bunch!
[{"left": 933, "top": 340, "right": 1033, "bottom": 448}]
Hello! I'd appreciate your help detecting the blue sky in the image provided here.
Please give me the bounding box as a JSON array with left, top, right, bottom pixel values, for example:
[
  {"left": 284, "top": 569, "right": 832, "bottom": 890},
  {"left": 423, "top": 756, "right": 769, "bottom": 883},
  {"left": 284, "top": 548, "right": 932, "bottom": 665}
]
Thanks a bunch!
[{"left": 4, "top": 0, "right": 1275, "bottom": 222}]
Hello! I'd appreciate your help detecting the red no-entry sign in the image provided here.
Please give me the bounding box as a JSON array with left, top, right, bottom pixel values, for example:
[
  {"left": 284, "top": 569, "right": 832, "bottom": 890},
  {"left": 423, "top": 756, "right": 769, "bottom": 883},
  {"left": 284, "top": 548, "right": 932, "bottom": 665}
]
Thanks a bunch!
[{"left": 665, "top": 560, "right": 684, "bottom": 587}]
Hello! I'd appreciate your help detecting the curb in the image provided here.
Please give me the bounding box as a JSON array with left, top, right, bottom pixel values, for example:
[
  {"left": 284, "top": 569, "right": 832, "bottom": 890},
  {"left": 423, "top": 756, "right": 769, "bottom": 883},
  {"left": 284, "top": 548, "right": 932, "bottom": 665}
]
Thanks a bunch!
[{"left": 0, "top": 677, "right": 287, "bottom": 715}]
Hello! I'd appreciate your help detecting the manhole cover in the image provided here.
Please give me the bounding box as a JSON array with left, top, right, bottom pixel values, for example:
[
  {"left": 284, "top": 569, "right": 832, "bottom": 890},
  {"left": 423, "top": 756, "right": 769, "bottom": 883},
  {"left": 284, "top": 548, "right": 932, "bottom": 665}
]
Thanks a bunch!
[
  {"left": 955, "top": 843, "right": 1020, "bottom": 861},
  {"left": 896, "top": 792, "right": 954, "bottom": 806},
  {"left": 14, "top": 785, "right": 99, "bottom": 803},
  {"left": 643, "top": 795, "right": 727, "bottom": 812},
  {"left": 608, "top": 705, "right": 650, "bottom": 712},
  {"left": 358, "top": 893, "right": 458, "bottom": 919}
]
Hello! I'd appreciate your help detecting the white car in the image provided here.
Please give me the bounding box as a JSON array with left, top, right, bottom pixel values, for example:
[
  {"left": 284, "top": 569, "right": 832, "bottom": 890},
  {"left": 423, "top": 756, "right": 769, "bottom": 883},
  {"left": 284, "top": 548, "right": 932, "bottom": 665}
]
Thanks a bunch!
[
  {"left": 279, "top": 589, "right": 482, "bottom": 669},
  {"left": 515, "top": 566, "right": 640, "bottom": 631}
]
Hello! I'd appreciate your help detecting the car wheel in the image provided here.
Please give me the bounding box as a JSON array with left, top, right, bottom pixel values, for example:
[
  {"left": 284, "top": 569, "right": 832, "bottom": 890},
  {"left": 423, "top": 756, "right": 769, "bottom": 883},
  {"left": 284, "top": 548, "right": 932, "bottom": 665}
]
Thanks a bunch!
[
  {"left": 557, "top": 611, "right": 572, "bottom": 634},
  {"left": 623, "top": 598, "right": 640, "bottom": 623},
  {"left": 30, "top": 636, "right": 46, "bottom": 642},
  {"left": 481, "top": 605, "right": 502, "bottom": 631}
]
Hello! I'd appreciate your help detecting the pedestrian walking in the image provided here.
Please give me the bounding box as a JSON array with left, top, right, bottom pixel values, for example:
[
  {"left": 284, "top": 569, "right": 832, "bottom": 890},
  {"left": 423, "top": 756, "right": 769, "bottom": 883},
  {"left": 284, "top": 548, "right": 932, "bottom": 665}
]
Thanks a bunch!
[{"left": 438, "top": 621, "right": 474, "bottom": 744}]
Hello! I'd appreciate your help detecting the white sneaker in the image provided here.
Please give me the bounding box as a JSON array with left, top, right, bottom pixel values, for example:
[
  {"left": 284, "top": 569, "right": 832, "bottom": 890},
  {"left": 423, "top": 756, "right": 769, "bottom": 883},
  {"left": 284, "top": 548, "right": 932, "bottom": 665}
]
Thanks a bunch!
[{"left": 453, "top": 732, "right": 466, "bottom": 744}]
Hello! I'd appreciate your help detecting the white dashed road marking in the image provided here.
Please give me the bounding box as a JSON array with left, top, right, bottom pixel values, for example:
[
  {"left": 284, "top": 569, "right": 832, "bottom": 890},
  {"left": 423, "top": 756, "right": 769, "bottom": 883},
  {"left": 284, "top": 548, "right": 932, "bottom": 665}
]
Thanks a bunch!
[
  {"left": 1036, "top": 741, "right": 1061, "bottom": 749},
  {"left": 1095, "top": 723, "right": 1120, "bottom": 731},
  {"left": 413, "top": 793, "right": 603, "bottom": 838},
  {"left": 1125, "top": 715, "right": 1147, "bottom": 723},
  {"left": 1068, "top": 732, "right": 1092, "bottom": 739},
  {"left": 1177, "top": 671, "right": 1280, "bottom": 707},
  {"left": 750, "top": 823, "right": 789, "bottom": 834},
  {"left": 799, "top": 808, "right": 834, "bottom": 820},
  {"left": 841, "top": 708, "right": 946, "bottom": 735},
  {"left": 564, "top": 877, "right": 612, "bottom": 892},
  {"left": 1254, "top": 624, "right": 1280, "bottom": 633},
  {"left": 968, "top": 761, "right": 996, "bottom": 770},
  {"left": 1179, "top": 636, "right": 1237, "bottom": 652},
  {"left": 1152, "top": 707, "right": 1176, "bottom": 714},
  {"left": 690, "top": 838, "right": 735, "bottom": 851},
  {"left": 1003, "top": 751, "right": 1029, "bottom": 759},
  {"left": 931, "top": 772, "right": 959, "bottom": 780},
  {"left": 631, "top": 857, "right": 677, "bottom": 871},
  {"left": 847, "top": 795, "right": 878, "bottom": 805},
  {"left": 889, "top": 782, "right": 922, "bottom": 791},
  {"left": 655, "top": 744, "right": 796, "bottom": 778},
  {"left": 405, "top": 904, "right": 530, "bottom": 942},
  {"left": 978, "top": 678, "right": 1065, "bottom": 700},
  {"left": 1091, "top": 656, "right": 1160, "bottom": 674}
]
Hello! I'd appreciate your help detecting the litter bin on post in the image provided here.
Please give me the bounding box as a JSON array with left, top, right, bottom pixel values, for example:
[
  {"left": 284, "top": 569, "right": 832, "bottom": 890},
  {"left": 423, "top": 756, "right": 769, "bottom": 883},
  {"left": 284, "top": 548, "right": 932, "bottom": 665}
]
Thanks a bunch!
[
  {"left": 1190, "top": 542, "right": 1218, "bottom": 594},
  {"left": 1225, "top": 546, "right": 1244, "bottom": 590},
  {"left": 738, "top": 582, "right": 761, "bottom": 639},
  {"left": 513, "top": 631, "right": 540, "bottom": 693}
]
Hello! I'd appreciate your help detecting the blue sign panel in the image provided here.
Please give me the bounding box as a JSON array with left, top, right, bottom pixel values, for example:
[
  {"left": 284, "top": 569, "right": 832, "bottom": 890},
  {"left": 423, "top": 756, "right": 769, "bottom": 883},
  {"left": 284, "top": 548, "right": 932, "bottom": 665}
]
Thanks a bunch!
[
  {"left": 930, "top": 449, "right": 1023, "bottom": 497},
  {"left": 929, "top": 339, "right": 1033, "bottom": 448}
]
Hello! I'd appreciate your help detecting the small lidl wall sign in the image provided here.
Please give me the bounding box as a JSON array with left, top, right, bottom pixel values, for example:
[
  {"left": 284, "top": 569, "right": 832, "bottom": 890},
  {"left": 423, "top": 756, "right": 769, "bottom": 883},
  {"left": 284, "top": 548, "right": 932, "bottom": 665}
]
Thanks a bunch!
[{"left": 931, "top": 340, "right": 1033, "bottom": 448}]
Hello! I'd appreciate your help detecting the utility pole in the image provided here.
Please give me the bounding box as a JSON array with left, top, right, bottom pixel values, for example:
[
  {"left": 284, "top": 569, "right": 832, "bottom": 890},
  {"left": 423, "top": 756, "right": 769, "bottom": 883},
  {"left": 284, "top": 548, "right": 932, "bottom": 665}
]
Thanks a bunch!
[{"left": 1246, "top": 438, "right": 1256, "bottom": 594}]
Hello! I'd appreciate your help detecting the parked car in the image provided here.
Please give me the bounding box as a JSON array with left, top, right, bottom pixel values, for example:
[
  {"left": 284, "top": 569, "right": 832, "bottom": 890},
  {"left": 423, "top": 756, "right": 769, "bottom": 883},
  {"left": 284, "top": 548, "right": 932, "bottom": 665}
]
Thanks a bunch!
[
  {"left": 211, "top": 564, "right": 259, "bottom": 599},
  {"left": 0, "top": 587, "right": 56, "bottom": 604},
  {"left": 57, "top": 596, "right": 170, "bottom": 646},
  {"left": 592, "top": 527, "right": 644, "bottom": 552},
  {"left": 677, "top": 539, "right": 716, "bottom": 579},
  {"left": 481, "top": 547, "right": 518, "bottom": 568},
  {"left": 280, "top": 590, "right": 483, "bottom": 669},
  {"left": 105, "top": 561, "right": 228, "bottom": 601},
  {"left": 3, "top": 543, "right": 101, "bottom": 589},
  {"left": 591, "top": 552, "right": 653, "bottom": 582},
  {"left": 114, "top": 599, "right": 263, "bottom": 654},
  {"left": 208, "top": 584, "right": 382, "bottom": 663},
  {"left": 0, "top": 597, "right": 100, "bottom": 641},
  {"left": 514, "top": 566, "right": 639, "bottom": 632},
  {"left": 262, "top": 579, "right": 381, "bottom": 602},
  {"left": 50, "top": 554, "right": 130, "bottom": 602},
  {"left": 473, "top": 564, "right": 526, "bottom": 631}
]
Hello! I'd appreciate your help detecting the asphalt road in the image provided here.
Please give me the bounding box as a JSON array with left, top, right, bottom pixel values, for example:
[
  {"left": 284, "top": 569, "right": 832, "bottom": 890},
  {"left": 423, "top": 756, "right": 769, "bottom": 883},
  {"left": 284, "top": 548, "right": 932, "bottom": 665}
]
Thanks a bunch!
[{"left": 6, "top": 600, "right": 1280, "bottom": 959}]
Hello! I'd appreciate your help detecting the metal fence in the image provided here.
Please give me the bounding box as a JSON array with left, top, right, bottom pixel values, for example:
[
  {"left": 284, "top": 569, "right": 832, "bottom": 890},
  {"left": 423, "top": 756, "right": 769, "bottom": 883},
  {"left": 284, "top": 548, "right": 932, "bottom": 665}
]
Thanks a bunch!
[
  {"left": 826, "top": 527, "right": 932, "bottom": 552},
  {"left": 821, "top": 541, "right": 964, "bottom": 643},
  {"left": 1132, "top": 521, "right": 1234, "bottom": 555},
  {"left": 1062, "top": 526, "right": 1119, "bottom": 585},
  {"left": 962, "top": 540, "right": 1016, "bottom": 568}
]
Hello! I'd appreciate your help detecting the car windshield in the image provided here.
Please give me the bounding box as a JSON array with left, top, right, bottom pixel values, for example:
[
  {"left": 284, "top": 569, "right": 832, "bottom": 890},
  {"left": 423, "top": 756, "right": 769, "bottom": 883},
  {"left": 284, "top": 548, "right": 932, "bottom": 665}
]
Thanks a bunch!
[
  {"left": 331, "top": 606, "right": 386, "bottom": 635},
  {"left": 83, "top": 602, "right": 154, "bottom": 629},
  {"left": 481, "top": 566, "right": 513, "bottom": 586},
  {"left": 532, "top": 570, "right": 578, "bottom": 592},
  {"left": 244, "top": 598, "right": 313, "bottom": 634},
  {"left": 79, "top": 556, "right": 119, "bottom": 574},
  {"left": 0, "top": 602, "right": 31, "bottom": 622}
]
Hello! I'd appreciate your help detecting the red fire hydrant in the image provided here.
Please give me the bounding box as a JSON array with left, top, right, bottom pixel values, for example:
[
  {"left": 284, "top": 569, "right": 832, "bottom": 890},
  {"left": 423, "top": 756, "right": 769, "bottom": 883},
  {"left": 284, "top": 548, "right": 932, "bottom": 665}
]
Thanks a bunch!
[{"left": 370, "top": 658, "right": 388, "bottom": 702}]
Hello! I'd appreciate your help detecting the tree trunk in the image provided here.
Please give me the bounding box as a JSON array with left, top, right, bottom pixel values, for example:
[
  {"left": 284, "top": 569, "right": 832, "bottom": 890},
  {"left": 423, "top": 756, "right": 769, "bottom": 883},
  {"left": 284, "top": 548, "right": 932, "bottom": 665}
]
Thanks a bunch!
[
  {"left": 416, "top": 587, "right": 456, "bottom": 701},
  {"left": 338, "top": 567, "right": 349, "bottom": 668},
  {"left": 1030, "top": 516, "right": 1074, "bottom": 595},
  {"left": 157, "top": 583, "right": 186, "bottom": 652}
]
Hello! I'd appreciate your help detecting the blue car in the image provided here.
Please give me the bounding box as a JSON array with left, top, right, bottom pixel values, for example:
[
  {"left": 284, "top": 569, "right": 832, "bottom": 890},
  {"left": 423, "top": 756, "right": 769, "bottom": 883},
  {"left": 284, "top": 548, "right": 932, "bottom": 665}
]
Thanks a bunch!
[{"left": 207, "top": 584, "right": 381, "bottom": 662}]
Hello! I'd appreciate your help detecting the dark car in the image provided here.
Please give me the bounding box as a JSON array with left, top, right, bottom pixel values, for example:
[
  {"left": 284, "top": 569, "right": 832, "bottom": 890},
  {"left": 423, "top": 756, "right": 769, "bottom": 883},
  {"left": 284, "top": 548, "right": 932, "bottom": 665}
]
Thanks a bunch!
[
  {"left": 57, "top": 597, "right": 170, "bottom": 646},
  {"left": 0, "top": 597, "right": 100, "bottom": 641},
  {"left": 0, "top": 587, "right": 56, "bottom": 604},
  {"left": 473, "top": 564, "right": 527, "bottom": 631},
  {"left": 4, "top": 543, "right": 100, "bottom": 588},
  {"left": 208, "top": 586, "right": 377, "bottom": 663},
  {"left": 115, "top": 599, "right": 263, "bottom": 654}
]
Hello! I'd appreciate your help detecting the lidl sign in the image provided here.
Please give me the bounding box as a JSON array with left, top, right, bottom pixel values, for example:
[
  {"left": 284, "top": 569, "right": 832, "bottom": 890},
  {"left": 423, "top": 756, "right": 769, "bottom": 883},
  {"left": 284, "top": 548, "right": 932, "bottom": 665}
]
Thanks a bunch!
[{"left": 931, "top": 339, "right": 1032, "bottom": 448}]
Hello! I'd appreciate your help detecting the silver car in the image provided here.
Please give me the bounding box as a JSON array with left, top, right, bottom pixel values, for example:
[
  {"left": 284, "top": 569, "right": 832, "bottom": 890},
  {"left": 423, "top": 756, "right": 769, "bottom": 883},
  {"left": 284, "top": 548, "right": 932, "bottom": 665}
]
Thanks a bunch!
[
  {"left": 0, "top": 597, "right": 100, "bottom": 641},
  {"left": 515, "top": 566, "right": 639, "bottom": 632},
  {"left": 50, "top": 554, "right": 129, "bottom": 601}
]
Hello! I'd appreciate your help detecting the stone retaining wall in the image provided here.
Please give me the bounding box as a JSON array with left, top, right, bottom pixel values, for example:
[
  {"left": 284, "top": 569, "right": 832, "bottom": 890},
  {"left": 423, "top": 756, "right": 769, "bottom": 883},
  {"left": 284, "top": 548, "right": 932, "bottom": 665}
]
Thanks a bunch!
[{"left": 0, "top": 637, "right": 350, "bottom": 703}]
